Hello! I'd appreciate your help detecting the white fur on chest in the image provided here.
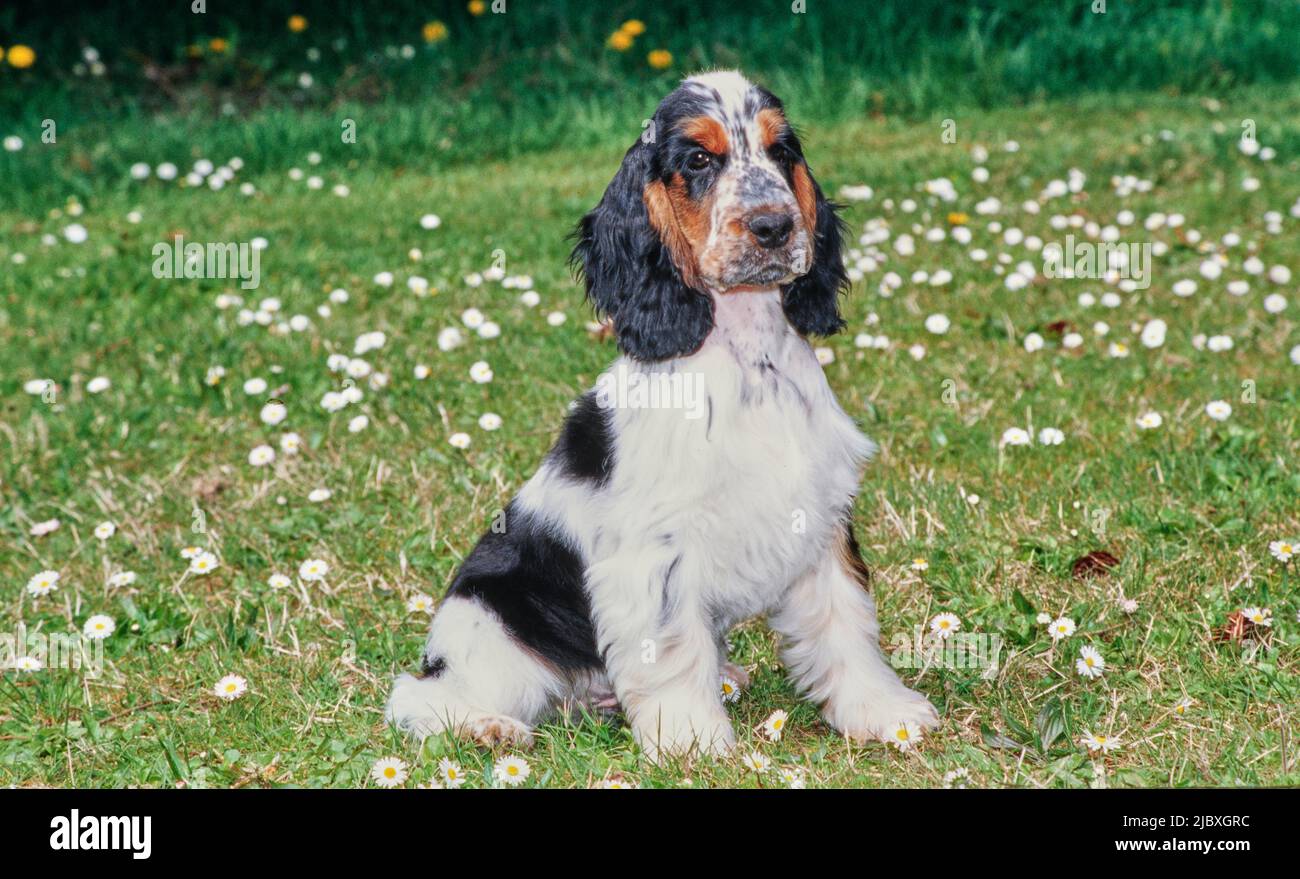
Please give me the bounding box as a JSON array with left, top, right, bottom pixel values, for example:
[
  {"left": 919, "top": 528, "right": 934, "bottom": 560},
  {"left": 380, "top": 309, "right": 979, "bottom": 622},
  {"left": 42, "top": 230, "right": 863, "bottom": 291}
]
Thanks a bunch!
[{"left": 524, "top": 291, "right": 875, "bottom": 625}]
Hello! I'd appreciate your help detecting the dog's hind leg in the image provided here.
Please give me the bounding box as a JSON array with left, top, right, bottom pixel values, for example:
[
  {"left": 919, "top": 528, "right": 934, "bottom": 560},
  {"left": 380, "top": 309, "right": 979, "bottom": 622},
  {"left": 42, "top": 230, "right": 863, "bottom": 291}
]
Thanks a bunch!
[{"left": 386, "top": 596, "right": 561, "bottom": 747}]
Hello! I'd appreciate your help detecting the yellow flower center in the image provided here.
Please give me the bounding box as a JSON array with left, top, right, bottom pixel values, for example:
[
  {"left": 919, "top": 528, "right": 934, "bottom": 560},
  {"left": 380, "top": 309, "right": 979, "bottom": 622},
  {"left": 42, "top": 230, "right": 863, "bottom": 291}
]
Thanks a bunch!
[
  {"left": 896, "top": 729, "right": 909, "bottom": 741},
  {"left": 383, "top": 767, "right": 396, "bottom": 778}
]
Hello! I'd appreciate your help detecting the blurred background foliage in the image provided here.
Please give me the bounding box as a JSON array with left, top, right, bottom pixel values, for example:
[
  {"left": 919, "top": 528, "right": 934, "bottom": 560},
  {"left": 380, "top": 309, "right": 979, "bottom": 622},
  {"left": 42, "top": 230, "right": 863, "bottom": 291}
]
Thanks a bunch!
[{"left": 2, "top": 0, "right": 1299, "bottom": 196}]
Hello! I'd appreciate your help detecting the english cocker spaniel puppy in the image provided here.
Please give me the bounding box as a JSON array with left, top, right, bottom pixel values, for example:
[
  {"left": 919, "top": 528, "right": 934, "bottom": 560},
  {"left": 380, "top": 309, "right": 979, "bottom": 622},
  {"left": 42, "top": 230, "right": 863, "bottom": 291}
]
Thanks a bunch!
[{"left": 388, "top": 70, "right": 939, "bottom": 760}]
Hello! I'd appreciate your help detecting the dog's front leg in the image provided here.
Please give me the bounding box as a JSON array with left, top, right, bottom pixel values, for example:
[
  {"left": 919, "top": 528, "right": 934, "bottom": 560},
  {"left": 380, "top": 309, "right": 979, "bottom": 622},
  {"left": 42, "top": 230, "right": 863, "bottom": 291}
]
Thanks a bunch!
[
  {"left": 587, "top": 550, "right": 734, "bottom": 762},
  {"left": 770, "top": 523, "right": 939, "bottom": 745}
]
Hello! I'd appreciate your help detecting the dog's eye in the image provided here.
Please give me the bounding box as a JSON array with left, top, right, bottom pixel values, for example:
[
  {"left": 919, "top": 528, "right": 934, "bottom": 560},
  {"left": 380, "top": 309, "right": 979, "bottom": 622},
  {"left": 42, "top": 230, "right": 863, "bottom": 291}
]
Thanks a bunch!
[{"left": 686, "top": 150, "right": 714, "bottom": 171}]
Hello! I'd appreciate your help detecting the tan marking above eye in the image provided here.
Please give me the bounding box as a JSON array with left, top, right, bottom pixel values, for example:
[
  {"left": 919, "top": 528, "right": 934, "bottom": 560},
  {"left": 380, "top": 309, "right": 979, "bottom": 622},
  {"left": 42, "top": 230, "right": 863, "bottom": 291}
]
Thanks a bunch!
[
  {"left": 679, "top": 116, "right": 729, "bottom": 157},
  {"left": 756, "top": 107, "right": 787, "bottom": 149}
]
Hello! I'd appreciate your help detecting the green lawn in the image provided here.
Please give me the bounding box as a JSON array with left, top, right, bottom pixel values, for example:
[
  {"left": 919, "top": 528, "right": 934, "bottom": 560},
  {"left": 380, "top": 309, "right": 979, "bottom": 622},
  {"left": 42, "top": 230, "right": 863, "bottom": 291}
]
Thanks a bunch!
[{"left": 1, "top": 87, "right": 1297, "bottom": 788}]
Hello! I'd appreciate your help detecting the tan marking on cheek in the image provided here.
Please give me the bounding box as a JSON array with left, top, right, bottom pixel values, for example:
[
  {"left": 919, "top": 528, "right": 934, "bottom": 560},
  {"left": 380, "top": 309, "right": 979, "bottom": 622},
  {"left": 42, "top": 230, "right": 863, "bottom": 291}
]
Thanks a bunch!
[
  {"left": 756, "top": 108, "right": 787, "bottom": 148},
  {"left": 679, "top": 116, "right": 729, "bottom": 156},
  {"left": 792, "top": 162, "right": 819, "bottom": 239},
  {"left": 644, "top": 179, "right": 704, "bottom": 289}
]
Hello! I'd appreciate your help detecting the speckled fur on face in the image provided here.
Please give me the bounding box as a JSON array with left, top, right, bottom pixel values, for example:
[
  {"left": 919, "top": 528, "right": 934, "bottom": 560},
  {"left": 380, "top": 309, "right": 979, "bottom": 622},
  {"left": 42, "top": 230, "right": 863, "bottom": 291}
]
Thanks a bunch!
[{"left": 675, "top": 72, "right": 813, "bottom": 290}]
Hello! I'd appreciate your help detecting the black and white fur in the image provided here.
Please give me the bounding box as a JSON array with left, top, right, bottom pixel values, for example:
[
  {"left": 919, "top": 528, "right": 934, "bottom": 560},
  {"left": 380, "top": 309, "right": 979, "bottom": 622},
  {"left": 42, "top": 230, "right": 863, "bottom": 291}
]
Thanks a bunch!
[{"left": 387, "top": 71, "right": 939, "bottom": 760}]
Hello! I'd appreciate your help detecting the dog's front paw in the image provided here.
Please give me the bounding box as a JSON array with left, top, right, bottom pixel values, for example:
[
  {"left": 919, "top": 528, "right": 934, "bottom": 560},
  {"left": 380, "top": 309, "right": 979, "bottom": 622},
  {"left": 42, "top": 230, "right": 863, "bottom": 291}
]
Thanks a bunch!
[
  {"left": 632, "top": 698, "right": 735, "bottom": 764},
  {"left": 829, "top": 684, "right": 940, "bottom": 746}
]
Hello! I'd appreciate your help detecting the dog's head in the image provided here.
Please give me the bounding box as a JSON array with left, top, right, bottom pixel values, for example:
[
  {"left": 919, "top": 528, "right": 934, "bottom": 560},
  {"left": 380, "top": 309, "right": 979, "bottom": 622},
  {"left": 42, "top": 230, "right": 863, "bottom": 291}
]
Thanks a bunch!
[{"left": 571, "top": 70, "right": 847, "bottom": 361}]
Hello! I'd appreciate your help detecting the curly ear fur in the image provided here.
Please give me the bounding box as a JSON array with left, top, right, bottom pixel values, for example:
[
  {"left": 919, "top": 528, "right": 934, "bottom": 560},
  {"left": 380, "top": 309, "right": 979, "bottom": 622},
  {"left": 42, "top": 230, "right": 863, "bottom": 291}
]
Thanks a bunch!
[
  {"left": 780, "top": 164, "right": 848, "bottom": 337},
  {"left": 570, "top": 140, "right": 714, "bottom": 362}
]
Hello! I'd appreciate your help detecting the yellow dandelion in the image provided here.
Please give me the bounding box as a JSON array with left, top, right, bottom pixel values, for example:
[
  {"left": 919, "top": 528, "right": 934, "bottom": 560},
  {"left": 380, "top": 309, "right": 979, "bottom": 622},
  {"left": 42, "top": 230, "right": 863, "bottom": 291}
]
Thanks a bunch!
[
  {"left": 468, "top": 0, "right": 486, "bottom": 15},
  {"left": 607, "top": 31, "right": 633, "bottom": 51},
  {"left": 287, "top": 14, "right": 308, "bottom": 33},
  {"left": 185, "top": 44, "right": 203, "bottom": 58},
  {"left": 620, "top": 20, "right": 646, "bottom": 37},
  {"left": 209, "top": 38, "right": 229, "bottom": 53},
  {"left": 647, "top": 49, "right": 672, "bottom": 70},
  {"left": 7, "top": 45, "right": 36, "bottom": 69},
  {"left": 947, "top": 211, "right": 969, "bottom": 225},
  {"left": 423, "top": 21, "right": 448, "bottom": 43}
]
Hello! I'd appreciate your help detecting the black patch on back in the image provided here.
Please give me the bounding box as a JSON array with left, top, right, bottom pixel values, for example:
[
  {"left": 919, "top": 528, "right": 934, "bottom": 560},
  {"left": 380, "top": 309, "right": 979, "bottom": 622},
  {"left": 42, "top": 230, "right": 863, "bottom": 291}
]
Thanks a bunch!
[
  {"left": 448, "top": 502, "right": 602, "bottom": 673},
  {"left": 548, "top": 392, "right": 614, "bottom": 485}
]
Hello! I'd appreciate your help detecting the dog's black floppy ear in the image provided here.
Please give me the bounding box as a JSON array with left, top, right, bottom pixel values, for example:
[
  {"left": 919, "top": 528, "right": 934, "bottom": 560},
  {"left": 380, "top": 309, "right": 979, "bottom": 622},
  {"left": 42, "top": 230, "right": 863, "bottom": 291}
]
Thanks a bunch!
[
  {"left": 570, "top": 138, "right": 714, "bottom": 362},
  {"left": 781, "top": 162, "right": 848, "bottom": 337}
]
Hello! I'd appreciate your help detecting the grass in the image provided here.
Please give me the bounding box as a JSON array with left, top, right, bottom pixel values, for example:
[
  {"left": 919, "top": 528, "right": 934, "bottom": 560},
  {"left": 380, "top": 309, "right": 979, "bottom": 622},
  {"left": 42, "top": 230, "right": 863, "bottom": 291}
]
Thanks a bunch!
[{"left": 1, "top": 85, "right": 1298, "bottom": 788}]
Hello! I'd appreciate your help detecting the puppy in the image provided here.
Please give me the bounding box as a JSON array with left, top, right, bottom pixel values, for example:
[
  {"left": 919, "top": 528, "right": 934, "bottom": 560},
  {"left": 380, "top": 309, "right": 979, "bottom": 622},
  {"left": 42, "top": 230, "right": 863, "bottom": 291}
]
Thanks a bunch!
[{"left": 388, "top": 70, "right": 939, "bottom": 761}]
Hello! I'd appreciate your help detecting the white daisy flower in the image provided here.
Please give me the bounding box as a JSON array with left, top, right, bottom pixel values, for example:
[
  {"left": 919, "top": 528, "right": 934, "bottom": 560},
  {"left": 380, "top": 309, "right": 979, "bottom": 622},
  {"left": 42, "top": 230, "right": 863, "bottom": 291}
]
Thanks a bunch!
[
  {"left": 189, "top": 552, "right": 219, "bottom": 575},
  {"left": 761, "top": 709, "right": 789, "bottom": 742},
  {"left": 86, "top": 375, "right": 111, "bottom": 394},
  {"left": 83, "top": 614, "right": 116, "bottom": 640},
  {"left": 889, "top": 721, "right": 921, "bottom": 751},
  {"left": 1023, "top": 332, "right": 1044, "bottom": 352},
  {"left": 299, "top": 558, "right": 329, "bottom": 582},
  {"left": 26, "top": 570, "right": 61, "bottom": 597},
  {"left": 30, "top": 518, "right": 61, "bottom": 536},
  {"left": 449, "top": 432, "right": 472, "bottom": 449},
  {"left": 12, "top": 656, "right": 44, "bottom": 672},
  {"left": 1080, "top": 730, "right": 1120, "bottom": 753},
  {"left": 214, "top": 674, "right": 248, "bottom": 701},
  {"left": 406, "top": 592, "right": 435, "bottom": 614},
  {"left": 1000, "top": 427, "right": 1031, "bottom": 447},
  {"left": 469, "top": 361, "right": 494, "bottom": 384},
  {"left": 268, "top": 573, "right": 291, "bottom": 589},
  {"left": 547, "top": 311, "right": 567, "bottom": 327},
  {"left": 493, "top": 755, "right": 531, "bottom": 786},
  {"left": 180, "top": 545, "right": 203, "bottom": 559},
  {"left": 1075, "top": 645, "right": 1106, "bottom": 679},
  {"left": 371, "top": 757, "right": 408, "bottom": 787},
  {"left": 1136, "top": 412, "right": 1163, "bottom": 430},
  {"left": 307, "top": 488, "right": 332, "bottom": 503},
  {"left": 94, "top": 521, "right": 116, "bottom": 540},
  {"left": 438, "top": 758, "right": 466, "bottom": 788},
  {"left": 778, "top": 766, "right": 807, "bottom": 789},
  {"left": 1205, "top": 400, "right": 1232, "bottom": 421},
  {"left": 942, "top": 768, "right": 970, "bottom": 788},
  {"left": 741, "top": 751, "right": 772, "bottom": 772},
  {"left": 1049, "top": 616, "right": 1076, "bottom": 641},
  {"left": 248, "top": 444, "right": 276, "bottom": 467},
  {"left": 1037, "top": 427, "right": 1065, "bottom": 446},
  {"left": 929, "top": 612, "right": 961, "bottom": 640},
  {"left": 260, "top": 401, "right": 288, "bottom": 426},
  {"left": 720, "top": 675, "right": 741, "bottom": 703},
  {"left": 109, "top": 570, "right": 137, "bottom": 588},
  {"left": 1242, "top": 607, "right": 1272, "bottom": 627},
  {"left": 280, "top": 432, "right": 302, "bottom": 454},
  {"left": 478, "top": 413, "right": 502, "bottom": 431},
  {"left": 1268, "top": 540, "right": 1296, "bottom": 562},
  {"left": 347, "top": 414, "right": 369, "bottom": 433},
  {"left": 924, "top": 313, "right": 950, "bottom": 334},
  {"left": 419, "top": 213, "right": 441, "bottom": 230}
]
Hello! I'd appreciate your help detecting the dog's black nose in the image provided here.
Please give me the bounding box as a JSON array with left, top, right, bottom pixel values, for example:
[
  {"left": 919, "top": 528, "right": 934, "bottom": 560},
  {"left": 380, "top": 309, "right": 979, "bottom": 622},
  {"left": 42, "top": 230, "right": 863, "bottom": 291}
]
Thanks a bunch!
[{"left": 747, "top": 212, "right": 794, "bottom": 249}]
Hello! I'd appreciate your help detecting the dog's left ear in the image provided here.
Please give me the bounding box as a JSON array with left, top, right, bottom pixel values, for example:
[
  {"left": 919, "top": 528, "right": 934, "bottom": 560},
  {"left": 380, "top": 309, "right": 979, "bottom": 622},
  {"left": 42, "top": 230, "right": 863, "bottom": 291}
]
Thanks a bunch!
[{"left": 781, "top": 162, "right": 848, "bottom": 337}]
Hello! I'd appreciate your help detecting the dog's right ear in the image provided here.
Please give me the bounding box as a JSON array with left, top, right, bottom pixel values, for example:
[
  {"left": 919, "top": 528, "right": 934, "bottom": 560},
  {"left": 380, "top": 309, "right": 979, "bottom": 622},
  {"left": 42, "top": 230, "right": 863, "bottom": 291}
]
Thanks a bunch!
[{"left": 570, "top": 138, "right": 714, "bottom": 362}]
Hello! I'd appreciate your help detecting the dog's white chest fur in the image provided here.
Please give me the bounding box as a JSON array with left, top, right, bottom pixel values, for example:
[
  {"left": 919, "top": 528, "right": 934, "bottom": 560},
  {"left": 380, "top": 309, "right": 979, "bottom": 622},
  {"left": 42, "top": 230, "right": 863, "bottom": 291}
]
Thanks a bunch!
[{"left": 526, "top": 290, "right": 874, "bottom": 630}]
